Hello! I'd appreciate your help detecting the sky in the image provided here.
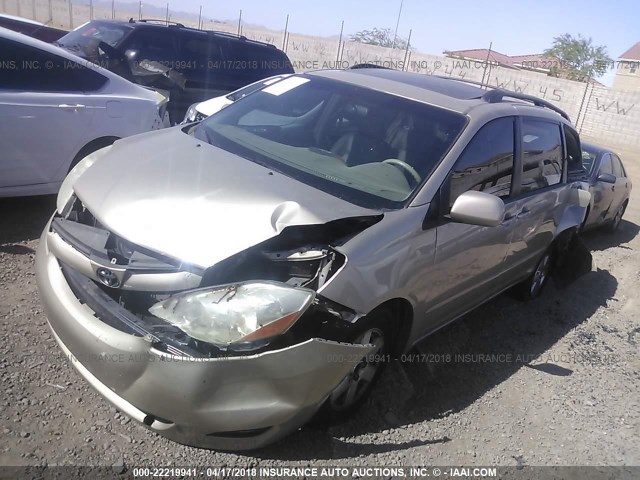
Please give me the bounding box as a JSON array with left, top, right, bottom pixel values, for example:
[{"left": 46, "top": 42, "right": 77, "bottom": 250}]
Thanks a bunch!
[{"left": 139, "top": 0, "right": 639, "bottom": 85}]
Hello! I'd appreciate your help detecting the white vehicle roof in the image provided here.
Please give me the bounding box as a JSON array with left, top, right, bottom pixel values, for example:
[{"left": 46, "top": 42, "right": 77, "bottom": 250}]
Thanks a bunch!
[
  {"left": 196, "top": 74, "right": 293, "bottom": 115},
  {"left": 0, "top": 14, "right": 45, "bottom": 26}
]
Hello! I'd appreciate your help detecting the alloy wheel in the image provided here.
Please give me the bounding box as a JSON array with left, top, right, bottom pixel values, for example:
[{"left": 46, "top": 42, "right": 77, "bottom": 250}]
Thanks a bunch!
[
  {"left": 530, "top": 253, "right": 551, "bottom": 297},
  {"left": 329, "top": 328, "right": 385, "bottom": 411}
]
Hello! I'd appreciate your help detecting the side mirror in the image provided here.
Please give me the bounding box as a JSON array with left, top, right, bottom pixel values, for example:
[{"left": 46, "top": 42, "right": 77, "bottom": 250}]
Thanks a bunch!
[
  {"left": 450, "top": 191, "right": 505, "bottom": 227},
  {"left": 597, "top": 172, "right": 616, "bottom": 184}
]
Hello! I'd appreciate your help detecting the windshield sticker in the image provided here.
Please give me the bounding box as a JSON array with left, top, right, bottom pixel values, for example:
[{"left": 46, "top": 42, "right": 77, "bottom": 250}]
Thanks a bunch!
[{"left": 263, "top": 77, "right": 310, "bottom": 96}]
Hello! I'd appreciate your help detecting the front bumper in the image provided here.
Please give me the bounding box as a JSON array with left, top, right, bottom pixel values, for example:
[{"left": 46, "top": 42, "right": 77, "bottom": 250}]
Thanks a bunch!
[{"left": 35, "top": 224, "right": 373, "bottom": 450}]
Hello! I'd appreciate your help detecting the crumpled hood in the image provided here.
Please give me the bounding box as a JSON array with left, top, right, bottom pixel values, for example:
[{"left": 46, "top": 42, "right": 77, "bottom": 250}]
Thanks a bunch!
[{"left": 73, "top": 127, "right": 375, "bottom": 268}]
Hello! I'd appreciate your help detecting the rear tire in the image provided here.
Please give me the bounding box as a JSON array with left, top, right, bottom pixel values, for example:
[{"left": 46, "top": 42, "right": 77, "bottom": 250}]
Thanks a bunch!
[
  {"left": 516, "top": 249, "right": 554, "bottom": 301},
  {"left": 606, "top": 202, "right": 626, "bottom": 233}
]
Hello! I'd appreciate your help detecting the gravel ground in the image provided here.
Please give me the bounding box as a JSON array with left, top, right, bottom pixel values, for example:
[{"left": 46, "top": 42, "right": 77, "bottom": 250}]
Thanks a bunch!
[{"left": 1, "top": 146, "right": 639, "bottom": 469}]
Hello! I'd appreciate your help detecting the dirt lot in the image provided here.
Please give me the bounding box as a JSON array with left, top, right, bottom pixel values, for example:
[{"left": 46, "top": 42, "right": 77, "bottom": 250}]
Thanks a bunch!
[{"left": 1, "top": 143, "right": 638, "bottom": 469}]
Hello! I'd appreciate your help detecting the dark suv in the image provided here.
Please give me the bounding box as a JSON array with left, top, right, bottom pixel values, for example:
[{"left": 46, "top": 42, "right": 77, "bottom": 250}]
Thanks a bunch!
[{"left": 56, "top": 19, "right": 294, "bottom": 121}]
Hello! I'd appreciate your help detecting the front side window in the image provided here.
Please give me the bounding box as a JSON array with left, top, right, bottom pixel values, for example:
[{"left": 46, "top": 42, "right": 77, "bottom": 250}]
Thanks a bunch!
[
  {"left": 180, "top": 34, "right": 223, "bottom": 64},
  {"left": 126, "top": 29, "right": 178, "bottom": 61},
  {"left": 611, "top": 155, "right": 625, "bottom": 178},
  {"left": 520, "top": 118, "right": 563, "bottom": 194},
  {"left": 195, "top": 75, "right": 467, "bottom": 209},
  {"left": 448, "top": 117, "right": 515, "bottom": 209},
  {"left": 599, "top": 154, "right": 613, "bottom": 176}
]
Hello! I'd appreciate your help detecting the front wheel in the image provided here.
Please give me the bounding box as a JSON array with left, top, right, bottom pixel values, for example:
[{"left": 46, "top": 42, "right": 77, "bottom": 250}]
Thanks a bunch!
[{"left": 321, "top": 309, "right": 394, "bottom": 419}]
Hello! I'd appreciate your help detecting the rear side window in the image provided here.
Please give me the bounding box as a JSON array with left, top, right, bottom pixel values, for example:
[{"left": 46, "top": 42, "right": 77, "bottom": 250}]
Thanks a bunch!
[
  {"left": 0, "top": 38, "right": 107, "bottom": 92},
  {"left": 448, "top": 117, "right": 515, "bottom": 208},
  {"left": 599, "top": 154, "right": 613, "bottom": 175},
  {"left": 520, "top": 118, "right": 563, "bottom": 194},
  {"left": 230, "top": 42, "right": 293, "bottom": 74}
]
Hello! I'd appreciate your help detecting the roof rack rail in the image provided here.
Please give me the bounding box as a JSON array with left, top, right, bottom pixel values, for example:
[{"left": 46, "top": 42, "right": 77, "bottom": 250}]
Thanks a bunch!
[
  {"left": 203, "top": 29, "right": 278, "bottom": 47},
  {"left": 137, "top": 19, "right": 185, "bottom": 27},
  {"left": 430, "top": 74, "right": 492, "bottom": 90},
  {"left": 482, "top": 88, "right": 570, "bottom": 120},
  {"left": 203, "top": 29, "right": 247, "bottom": 40}
]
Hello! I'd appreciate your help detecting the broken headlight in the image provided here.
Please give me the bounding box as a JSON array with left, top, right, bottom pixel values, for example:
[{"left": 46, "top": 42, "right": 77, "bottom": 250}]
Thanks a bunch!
[{"left": 148, "top": 281, "right": 315, "bottom": 347}]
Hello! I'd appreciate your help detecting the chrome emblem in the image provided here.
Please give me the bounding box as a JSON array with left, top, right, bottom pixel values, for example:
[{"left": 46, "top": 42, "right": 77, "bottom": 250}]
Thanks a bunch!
[{"left": 96, "top": 267, "right": 120, "bottom": 288}]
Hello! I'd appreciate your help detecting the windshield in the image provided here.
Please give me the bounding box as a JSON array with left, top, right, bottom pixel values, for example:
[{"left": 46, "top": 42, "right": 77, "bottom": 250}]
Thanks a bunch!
[
  {"left": 226, "top": 76, "right": 288, "bottom": 102},
  {"left": 58, "top": 22, "right": 132, "bottom": 49},
  {"left": 581, "top": 148, "right": 599, "bottom": 174},
  {"left": 196, "top": 75, "right": 467, "bottom": 209}
]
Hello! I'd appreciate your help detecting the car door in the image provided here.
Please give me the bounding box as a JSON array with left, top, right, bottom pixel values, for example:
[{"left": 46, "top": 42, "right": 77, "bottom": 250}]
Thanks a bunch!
[
  {"left": 503, "top": 117, "right": 566, "bottom": 274},
  {"left": 591, "top": 153, "right": 616, "bottom": 224},
  {"left": 610, "top": 154, "right": 629, "bottom": 214},
  {"left": 422, "top": 117, "right": 519, "bottom": 329},
  {"left": 0, "top": 37, "right": 98, "bottom": 188}
]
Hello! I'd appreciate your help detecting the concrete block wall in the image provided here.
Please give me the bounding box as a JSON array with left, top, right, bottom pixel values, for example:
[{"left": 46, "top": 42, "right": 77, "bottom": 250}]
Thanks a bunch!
[{"left": 2, "top": 0, "right": 640, "bottom": 149}]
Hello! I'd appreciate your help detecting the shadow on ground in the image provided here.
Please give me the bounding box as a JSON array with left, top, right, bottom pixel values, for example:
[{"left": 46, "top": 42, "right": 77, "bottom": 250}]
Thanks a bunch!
[
  {"left": 580, "top": 220, "right": 639, "bottom": 252},
  {"left": 253, "top": 267, "right": 617, "bottom": 460},
  {"left": 0, "top": 195, "right": 56, "bottom": 246}
]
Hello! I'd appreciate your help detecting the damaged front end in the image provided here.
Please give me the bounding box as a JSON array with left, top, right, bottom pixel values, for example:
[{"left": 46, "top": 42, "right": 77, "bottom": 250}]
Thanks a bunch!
[
  {"left": 37, "top": 193, "right": 382, "bottom": 448},
  {"left": 53, "top": 194, "right": 381, "bottom": 358}
]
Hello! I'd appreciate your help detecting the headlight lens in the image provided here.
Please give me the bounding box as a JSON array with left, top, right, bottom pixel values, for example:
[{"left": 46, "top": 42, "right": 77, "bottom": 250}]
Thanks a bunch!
[
  {"left": 182, "top": 103, "right": 202, "bottom": 123},
  {"left": 148, "top": 281, "right": 315, "bottom": 346},
  {"left": 57, "top": 145, "right": 112, "bottom": 214}
]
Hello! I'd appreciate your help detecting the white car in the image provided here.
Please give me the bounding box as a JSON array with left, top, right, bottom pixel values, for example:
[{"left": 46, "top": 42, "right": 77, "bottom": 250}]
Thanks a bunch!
[
  {"left": 0, "top": 27, "right": 170, "bottom": 197},
  {"left": 182, "top": 74, "right": 291, "bottom": 123}
]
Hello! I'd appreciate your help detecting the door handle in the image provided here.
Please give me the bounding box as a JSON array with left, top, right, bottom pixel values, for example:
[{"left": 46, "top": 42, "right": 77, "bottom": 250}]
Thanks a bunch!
[
  {"left": 58, "top": 104, "right": 86, "bottom": 110},
  {"left": 517, "top": 207, "right": 531, "bottom": 218}
]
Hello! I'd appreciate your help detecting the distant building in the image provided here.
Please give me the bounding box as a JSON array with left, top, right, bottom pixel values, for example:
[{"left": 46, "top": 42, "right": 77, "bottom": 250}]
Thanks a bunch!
[
  {"left": 443, "top": 48, "right": 555, "bottom": 75},
  {"left": 613, "top": 42, "right": 640, "bottom": 92}
]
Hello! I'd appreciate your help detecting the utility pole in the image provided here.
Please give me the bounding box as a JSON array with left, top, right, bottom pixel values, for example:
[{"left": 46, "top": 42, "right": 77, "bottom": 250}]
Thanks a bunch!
[
  {"left": 392, "top": 0, "right": 404, "bottom": 49},
  {"left": 481, "top": 41, "right": 493, "bottom": 87},
  {"left": 402, "top": 29, "right": 412, "bottom": 70},
  {"left": 336, "top": 20, "right": 344, "bottom": 64},
  {"left": 282, "top": 14, "right": 289, "bottom": 50}
]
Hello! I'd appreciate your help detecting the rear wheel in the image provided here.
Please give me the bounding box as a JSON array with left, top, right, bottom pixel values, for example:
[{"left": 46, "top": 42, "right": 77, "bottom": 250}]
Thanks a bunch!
[
  {"left": 516, "top": 249, "right": 554, "bottom": 301},
  {"left": 606, "top": 202, "right": 626, "bottom": 233}
]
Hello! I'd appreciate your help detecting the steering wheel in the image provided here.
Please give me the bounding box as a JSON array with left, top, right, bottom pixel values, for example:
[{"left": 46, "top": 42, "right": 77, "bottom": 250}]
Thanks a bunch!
[{"left": 383, "top": 159, "right": 422, "bottom": 186}]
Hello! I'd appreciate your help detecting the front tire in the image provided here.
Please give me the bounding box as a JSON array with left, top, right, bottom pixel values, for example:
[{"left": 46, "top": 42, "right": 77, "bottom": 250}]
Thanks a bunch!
[{"left": 321, "top": 308, "right": 394, "bottom": 420}]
